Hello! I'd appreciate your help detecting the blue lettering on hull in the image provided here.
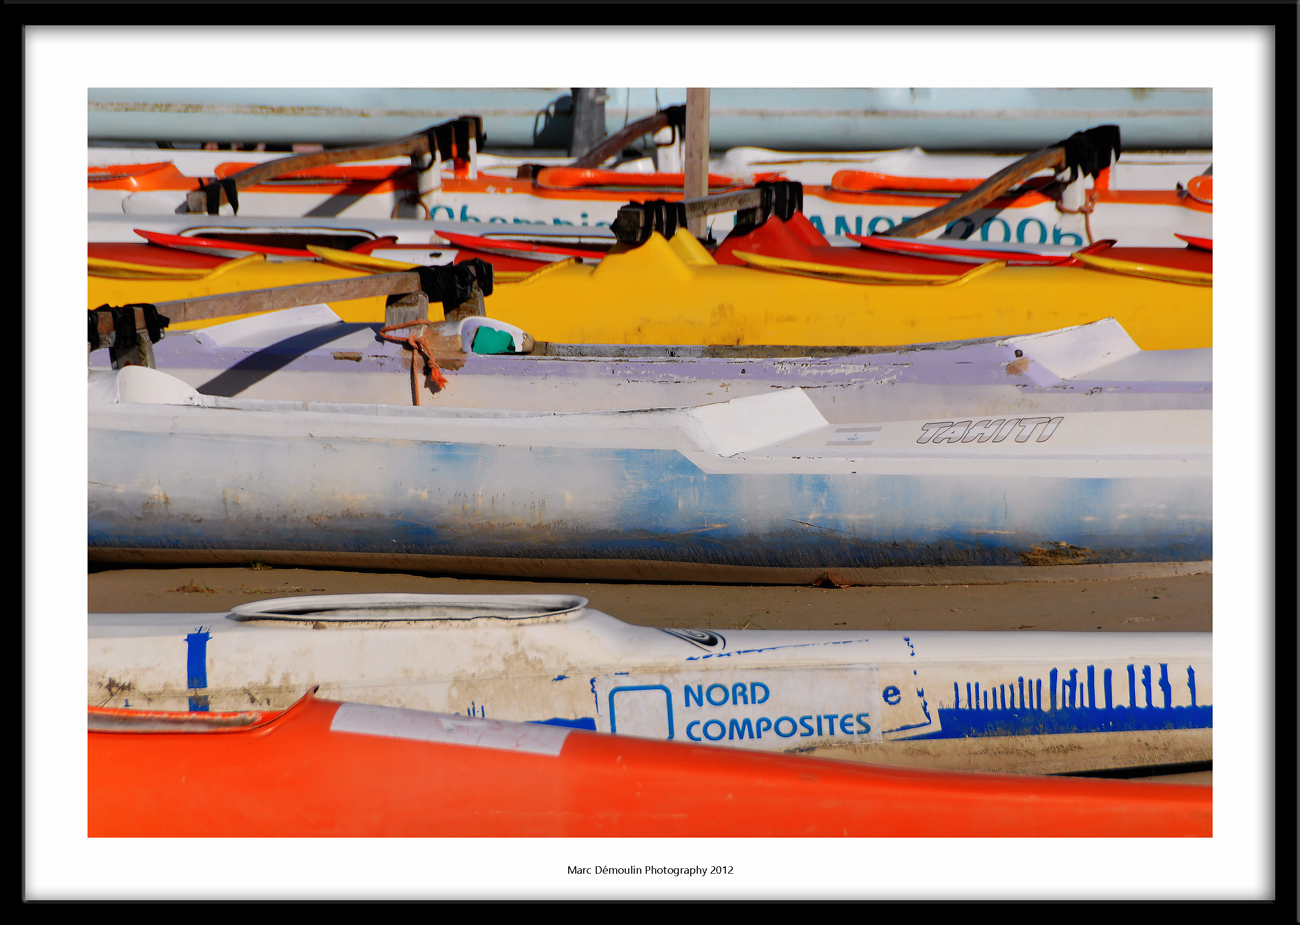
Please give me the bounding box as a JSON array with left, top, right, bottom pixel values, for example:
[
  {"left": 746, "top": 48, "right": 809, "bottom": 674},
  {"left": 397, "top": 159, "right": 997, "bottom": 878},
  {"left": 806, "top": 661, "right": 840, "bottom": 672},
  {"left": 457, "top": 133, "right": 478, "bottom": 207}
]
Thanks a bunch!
[{"left": 807, "top": 213, "right": 1080, "bottom": 245}]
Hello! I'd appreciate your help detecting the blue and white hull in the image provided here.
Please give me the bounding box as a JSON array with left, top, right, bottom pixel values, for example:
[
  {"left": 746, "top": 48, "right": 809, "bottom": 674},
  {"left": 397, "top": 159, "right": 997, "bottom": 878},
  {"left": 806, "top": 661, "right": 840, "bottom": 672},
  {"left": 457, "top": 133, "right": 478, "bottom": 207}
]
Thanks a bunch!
[
  {"left": 88, "top": 366, "right": 1211, "bottom": 581},
  {"left": 88, "top": 593, "right": 1212, "bottom": 774}
]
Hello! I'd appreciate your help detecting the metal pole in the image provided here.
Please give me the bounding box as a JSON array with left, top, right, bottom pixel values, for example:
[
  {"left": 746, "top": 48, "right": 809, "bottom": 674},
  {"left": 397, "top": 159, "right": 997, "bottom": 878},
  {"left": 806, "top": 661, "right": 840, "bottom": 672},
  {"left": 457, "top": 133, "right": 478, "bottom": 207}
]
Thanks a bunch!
[{"left": 569, "top": 88, "right": 608, "bottom": 159}]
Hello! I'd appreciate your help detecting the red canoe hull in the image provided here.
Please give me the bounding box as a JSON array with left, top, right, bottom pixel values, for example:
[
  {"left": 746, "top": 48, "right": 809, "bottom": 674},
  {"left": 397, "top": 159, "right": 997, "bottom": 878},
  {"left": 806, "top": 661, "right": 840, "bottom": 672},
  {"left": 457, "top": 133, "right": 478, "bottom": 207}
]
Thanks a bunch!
[{"left": 88, "top": 693, "right": 1211, "bottom": 838}]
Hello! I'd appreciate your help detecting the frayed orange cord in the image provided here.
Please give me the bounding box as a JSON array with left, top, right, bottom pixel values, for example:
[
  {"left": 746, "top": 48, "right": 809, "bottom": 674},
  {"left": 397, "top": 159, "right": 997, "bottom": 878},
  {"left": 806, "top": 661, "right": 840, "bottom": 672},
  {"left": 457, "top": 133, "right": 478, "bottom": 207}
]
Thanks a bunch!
[{"left": 379, "top": 320, "right": 449, "bottom": 406}]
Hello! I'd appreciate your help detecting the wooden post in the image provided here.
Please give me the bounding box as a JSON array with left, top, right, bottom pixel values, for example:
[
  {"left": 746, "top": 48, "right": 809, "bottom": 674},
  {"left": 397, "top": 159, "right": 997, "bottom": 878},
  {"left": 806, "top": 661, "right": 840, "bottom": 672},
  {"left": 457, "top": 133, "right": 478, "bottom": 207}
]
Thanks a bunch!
[
  {"left": 442, "top": 281, "right": 487, "bottom": 323},
  {"left": 384, "top": 291, "right": 429, "bottom": 328},
  {"left": 569, "top": 88, "right": 607, "bottom": 159},
  {"left": 109, "top": 337, "right": 155, "bottom": 371},
  {"left": 684, "top": 89, "right": 710, "bottom": 238}
]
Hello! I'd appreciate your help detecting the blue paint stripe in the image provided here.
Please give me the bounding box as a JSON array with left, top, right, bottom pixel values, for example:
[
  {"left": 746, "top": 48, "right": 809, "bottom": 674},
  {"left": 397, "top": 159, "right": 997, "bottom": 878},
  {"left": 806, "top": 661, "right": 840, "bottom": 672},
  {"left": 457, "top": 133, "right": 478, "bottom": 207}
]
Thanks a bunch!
[
  {"left": 905, "top": 705, "right": 1213, "bottom": 739},
  {"left": 529, "top": 717, "right": 596, "bottom": 730}
]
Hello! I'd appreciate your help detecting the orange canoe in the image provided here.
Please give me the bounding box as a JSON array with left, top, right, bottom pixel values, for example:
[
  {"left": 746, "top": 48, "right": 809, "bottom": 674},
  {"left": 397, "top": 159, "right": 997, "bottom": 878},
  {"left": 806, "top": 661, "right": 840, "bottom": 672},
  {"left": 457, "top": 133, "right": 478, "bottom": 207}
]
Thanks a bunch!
[{"left": 89, "top": 689, "right": 1211, "bottom": 838}]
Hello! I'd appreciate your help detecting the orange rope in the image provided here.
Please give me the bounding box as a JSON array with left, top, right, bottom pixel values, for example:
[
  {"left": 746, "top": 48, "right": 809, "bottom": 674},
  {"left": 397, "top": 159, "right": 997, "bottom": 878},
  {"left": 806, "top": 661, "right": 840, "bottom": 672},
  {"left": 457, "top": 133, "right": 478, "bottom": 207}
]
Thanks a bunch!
[
  {"left": 1056, "top": 190, "right": 1098, "bottom": 244},
  {"left": 379, "top": 320, "right": 449, "bottom": 406}
]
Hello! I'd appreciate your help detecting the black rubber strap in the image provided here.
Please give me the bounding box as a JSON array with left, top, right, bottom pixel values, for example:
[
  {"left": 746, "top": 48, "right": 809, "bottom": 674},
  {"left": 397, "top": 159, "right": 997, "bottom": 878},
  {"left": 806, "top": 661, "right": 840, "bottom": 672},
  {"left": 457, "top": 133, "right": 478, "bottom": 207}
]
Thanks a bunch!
[
  {"left": 423, "top": 127, "right": 444, "bottom": 163},
  {"left": 123, "top": 303, "right": 170, "bottom": 343},
  {"left": 221, "top": 178, "right": 239, "bottom": 215},
  {"left": 202, "top": 180, "right": 220, "bottom": 215},
  {"left": 454, "top": 120, "right": 470, "bottom": 162},
  {"left": 423, "top": 116, "right": 480, "bottom": 164},
  {"left": 641, "top": 200, "right": 687, "bottom": 241},
  {"left": 650, "top": 200, "right": 669, "bottom": 239},
  {"left": 648, "top": 201, "right": 666, "bottom": 239},
  {"left": 778, "top": 180, "right": 803, "bottom": 220},
  {"left": 413, "top": 265, "right": 446, "bottom": 303},
  {"left": 199, "top": 177, "right": 240, "bottom": 215},
  {"left": 111, "top": 305, "right": 138, "bottom": 350},
  {"left": 88, "top": 305, "right": 106, "bottom": 350},
  {"left": 458, "top": 258, "right": 494, "bottom": 298},
  {"left": 750, "top": 180, "right": 802, "bottom": 223}
]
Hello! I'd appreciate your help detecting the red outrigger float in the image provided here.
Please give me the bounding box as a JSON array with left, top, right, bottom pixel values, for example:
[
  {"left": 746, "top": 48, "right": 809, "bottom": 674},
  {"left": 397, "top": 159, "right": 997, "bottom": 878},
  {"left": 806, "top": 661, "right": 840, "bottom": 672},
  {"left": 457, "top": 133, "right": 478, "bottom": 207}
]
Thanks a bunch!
[{"left": 89, "top": 689, "right": 1211, "bottom": 838}]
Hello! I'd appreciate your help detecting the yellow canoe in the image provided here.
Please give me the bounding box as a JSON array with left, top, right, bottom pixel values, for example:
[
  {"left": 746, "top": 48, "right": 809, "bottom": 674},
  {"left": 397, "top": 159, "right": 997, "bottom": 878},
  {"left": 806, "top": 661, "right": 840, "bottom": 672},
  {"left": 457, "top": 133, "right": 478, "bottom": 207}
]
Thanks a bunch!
[
  {"left": 477, "top": 231, "right": 1210, "bottom": 350},
  {"left": 88, "top": 254, "right": 388, "bottom": 331},
  {"left": 91, "top": 231, "right": 1211, "bottom": 349}
]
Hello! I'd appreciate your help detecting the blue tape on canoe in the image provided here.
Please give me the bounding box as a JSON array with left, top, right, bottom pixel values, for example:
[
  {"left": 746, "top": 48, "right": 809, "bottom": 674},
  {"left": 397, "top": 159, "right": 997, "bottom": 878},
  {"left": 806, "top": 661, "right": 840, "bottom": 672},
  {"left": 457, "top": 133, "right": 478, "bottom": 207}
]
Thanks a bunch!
[{"left": 185, "top": 628, "right": 210, "bottom": 713}]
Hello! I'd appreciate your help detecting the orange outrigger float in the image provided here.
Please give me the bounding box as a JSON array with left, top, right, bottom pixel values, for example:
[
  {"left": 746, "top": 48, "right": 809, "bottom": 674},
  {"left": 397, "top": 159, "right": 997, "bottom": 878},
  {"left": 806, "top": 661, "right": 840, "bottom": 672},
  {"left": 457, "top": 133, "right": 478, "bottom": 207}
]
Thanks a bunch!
[{"left": 89, "top": 689, "right": 1211, "bottom": 838}]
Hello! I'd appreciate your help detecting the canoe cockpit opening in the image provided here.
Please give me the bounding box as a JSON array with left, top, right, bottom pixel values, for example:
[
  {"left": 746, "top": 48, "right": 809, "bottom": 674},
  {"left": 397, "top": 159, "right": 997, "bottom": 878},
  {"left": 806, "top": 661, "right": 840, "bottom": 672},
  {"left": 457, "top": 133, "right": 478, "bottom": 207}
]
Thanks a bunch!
[
  {"left": 179, "top": 228, "right": 377, "bottom": 252},
  {"left": 228, "top": 593, "right": 589, "bottom": 626},
  {"left": 88, "top": 687, "right": 317, "bottom": 732},
  {"left": 89, "top": 707, "right": 271, "bottom": 733}
]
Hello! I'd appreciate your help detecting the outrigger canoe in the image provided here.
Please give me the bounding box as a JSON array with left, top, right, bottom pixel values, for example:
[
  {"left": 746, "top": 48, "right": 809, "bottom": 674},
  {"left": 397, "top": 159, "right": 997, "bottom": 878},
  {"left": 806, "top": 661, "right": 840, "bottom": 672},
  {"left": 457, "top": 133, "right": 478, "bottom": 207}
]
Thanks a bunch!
[
  {"left": 88, "top": 688, "right": 1211, "bottom": 837},
  {"left": 91, "top": 227, "right": 1212, "bottom": 350},
  {"left": 90, "top": 153, "right": 1210, "bottom": 246},
  {"left": 88, "top": 305, "right": 1210, "bottom": 425},
  {"left": 87, "top": 365, "right": 1211, "bottom": 580},
  {"left": 88, "top": 115, "right": 1211, "bottom": 246},
  {"left": 89, "top": 594, "right": 1213, "bottom": 776},
  {"left": 469, "top": 229, "right": 1212, "bottom": 351}
]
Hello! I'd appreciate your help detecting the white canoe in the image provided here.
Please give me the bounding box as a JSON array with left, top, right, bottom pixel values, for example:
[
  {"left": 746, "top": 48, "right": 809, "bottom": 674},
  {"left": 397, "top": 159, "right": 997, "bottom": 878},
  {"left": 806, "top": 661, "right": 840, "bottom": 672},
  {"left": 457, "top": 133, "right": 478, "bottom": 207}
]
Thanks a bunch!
[
  {"left": 88, "top": 309, "right": 1211, "bottom": 423},
  {"left": 88, "top": 365, "right": 1212, "bottom": 581},
  {"left": 88, "top": 593, "right": 1212, "bottom": 775}
]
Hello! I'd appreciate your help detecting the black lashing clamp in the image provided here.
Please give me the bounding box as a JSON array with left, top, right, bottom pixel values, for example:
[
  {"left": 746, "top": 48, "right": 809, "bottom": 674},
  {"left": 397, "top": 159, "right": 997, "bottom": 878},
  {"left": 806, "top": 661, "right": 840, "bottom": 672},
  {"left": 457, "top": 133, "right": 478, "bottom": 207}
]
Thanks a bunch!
[
  {"left": 610, "top": 199, "right": 689, "bottom": 245},
  {"left": 89, "top": 303, "right": 171, "bottom": 368},
  {"left": 733, "top": 180, "right": 804, "bottom": 233},
  {"left": 88, "top": 303, "right": 171, "bottom": 351},
  {"left": 1055, "top": 125, "right": 1122, "bottom": 184},
  {"left": 407, "top": 260, "right": 495, "bottom": 316},
  {"left": 424, "top": 116, "right": 485, "bottom": 165}
]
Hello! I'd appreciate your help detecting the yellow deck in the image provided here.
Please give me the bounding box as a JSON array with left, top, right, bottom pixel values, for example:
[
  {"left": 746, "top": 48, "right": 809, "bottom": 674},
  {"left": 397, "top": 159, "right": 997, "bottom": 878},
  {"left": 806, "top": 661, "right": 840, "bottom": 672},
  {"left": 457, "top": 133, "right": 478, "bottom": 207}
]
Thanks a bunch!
[{"left": 90, "top": 231, "right": 1211, "bottom": 349}]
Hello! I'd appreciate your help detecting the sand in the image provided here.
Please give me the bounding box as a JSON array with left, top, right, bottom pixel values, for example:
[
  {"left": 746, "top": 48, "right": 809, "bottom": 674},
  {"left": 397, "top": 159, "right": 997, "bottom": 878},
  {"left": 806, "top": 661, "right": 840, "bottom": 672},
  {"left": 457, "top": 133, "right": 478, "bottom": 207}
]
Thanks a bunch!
[{"left": 89, "top": 564, "right": 1212, "bottom": 632}]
